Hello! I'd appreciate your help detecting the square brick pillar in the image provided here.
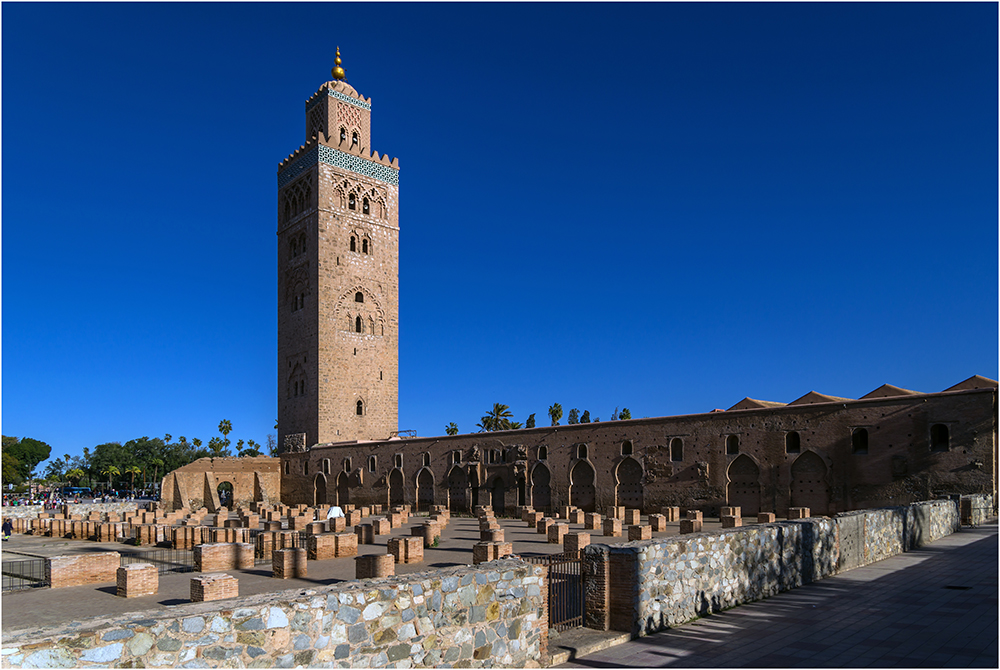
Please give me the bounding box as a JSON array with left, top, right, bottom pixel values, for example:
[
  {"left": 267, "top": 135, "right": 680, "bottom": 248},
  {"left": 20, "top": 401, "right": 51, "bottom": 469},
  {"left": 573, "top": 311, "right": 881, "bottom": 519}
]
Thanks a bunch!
[
  {"left": 289, "top": 515, "right": 311, "bottom": 531},
  {"left": 479, "top": 517, "right": 499, "bottom": 531},
  {"left": 611, "top": 506, "right": 625, "bottom": 520},
  {"left": 272, "top": 548, "right": 307, "bottom": 579},
  {"left": 255, "top": 531, "right": 275, "bottom": 558},
  {"left": 548, "top": 523, "right": 569, "bottom": 544},
  {"left": 346, "top": 510, "right": 362, "bottom": 526},
  {"left": 264, "top": 520, "right": 282, "bottom": 531},
  {"left": 536, "top": 517, "right": 555, "bottom": 534},
  {"left": 117, "top": 563, "right": 158, "bottom": 598},
  {"left": 277, "top": 530, "right": 299, "bottom": 549},
  {"left": 355, "top": 553, "right": 394, "bottom": 579},
  {"left": 567, "top": 510, "right": 585, "bottom": 524},
  {"left": 649, "top": 514, "right": 667, "bottom": 532},
  {"left": 628, "top": 525, "right": 652, "bottom": 541},
  {"left": 757, "top": 512, "right": 776, "bottom": 523},
  {"left": 388, "top": 536, "right": 424, "bottom": 564},
  {"left": 328, "top": 517, "right": 347, "bottom": 533},
  {"left": 388, "top": 512, "right": 404, "bottom": 528},
  {"left": 356, "top": 523, "right": 375, "bottom": 544},
  {"left": 662, "top": 506, "right": 681, "bottom": 521},
  {"left": 686, "top": 510, "right": 703, "bottom": 522},
  {"left": 721, "top": 506, "right": 741, "bottom": 518},
  {"left": 521, "top": 507, "right": 536, "bottom": 522},
  {"left": 564, "top": 532, "right": 590, "bottom": 554},
  {"left": 333, "top": 532, "right": 358, "bottom": 557},
  {"left": 372, "top": 517, "right": 392, "bottom": 535},
  {"left": 308, "top": 534, "right": 336, "bottom": 560},
  {"left": 602, "top": 518, "right": 622, "bottom": 537},
  {"left": 721, "top": 516, "right": 742, "bottom": 528},
  {"left": 306, "top": 521, "right": 326, "bottom": 535},
  {"left": 190, "top": 574, "right": 238, "bottom": 602},
  {"left": 472, "top": 541, "right": 512, "bottom": 564},
  {"left": 526, "top": 511, "right": 543, "bottom": 528},
  {"left": 680, "top": 518, "right": 702, "bottom": 534},
  {"left": 584, "top": 513, "right": 602, "bottom": 530},
  {"left": 481, "top": 528, "right": 505, "bottom": 542},
  {"left": 788, "top": 507, "right": 811, "bottom": 519},
  {"left": 623, "top": 509, "right": 640, "bottom": 526}
]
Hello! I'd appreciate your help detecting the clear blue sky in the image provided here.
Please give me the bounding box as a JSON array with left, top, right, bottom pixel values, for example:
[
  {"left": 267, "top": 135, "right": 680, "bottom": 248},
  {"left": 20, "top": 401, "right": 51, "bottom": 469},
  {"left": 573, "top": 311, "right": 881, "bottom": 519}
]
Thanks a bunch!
[{"left": 3, "top": 3, "right": 997, "bottom": 469}]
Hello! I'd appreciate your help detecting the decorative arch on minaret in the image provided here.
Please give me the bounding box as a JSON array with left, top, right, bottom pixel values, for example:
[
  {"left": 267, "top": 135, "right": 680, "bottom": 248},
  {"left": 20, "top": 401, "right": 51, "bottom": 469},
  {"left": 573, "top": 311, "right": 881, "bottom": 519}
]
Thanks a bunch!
[{"left": 335, "top": 285, "right": 385, "bottom": 336}]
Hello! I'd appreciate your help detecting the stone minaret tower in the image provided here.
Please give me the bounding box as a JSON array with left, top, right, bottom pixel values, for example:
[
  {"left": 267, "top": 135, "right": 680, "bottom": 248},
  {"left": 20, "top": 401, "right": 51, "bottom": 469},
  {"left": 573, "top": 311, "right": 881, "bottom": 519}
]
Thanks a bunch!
[{"left": 277, "top": 49, "right": 399, "bottom": 450}]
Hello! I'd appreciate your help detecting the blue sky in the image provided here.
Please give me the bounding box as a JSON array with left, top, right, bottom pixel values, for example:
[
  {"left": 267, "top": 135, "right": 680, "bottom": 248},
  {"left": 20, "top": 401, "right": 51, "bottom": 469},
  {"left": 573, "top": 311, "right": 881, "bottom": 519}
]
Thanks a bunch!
[{"left": 3, "top": 3, "right": 997, "bottom": 468}]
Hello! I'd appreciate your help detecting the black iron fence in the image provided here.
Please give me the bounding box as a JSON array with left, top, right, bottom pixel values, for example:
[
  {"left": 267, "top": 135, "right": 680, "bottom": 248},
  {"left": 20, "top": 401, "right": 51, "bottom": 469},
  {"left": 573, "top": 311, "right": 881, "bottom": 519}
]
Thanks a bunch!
[
  {"left": 522, "top": 551, "right": 584, "bottom": 631},
  {"left": 119, "top": 548, "right": 195, "bottom": 575},
  {"left": 2, "top": 557, "right": 48, "bottom": 592}
]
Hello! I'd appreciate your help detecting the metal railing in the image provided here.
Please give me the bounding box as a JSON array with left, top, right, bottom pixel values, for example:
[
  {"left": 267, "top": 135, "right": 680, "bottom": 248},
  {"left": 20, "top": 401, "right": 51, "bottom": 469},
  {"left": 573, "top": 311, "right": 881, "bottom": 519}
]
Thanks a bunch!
[
  {"left": 521, "top": 551, "right": 584, "bottom": 630},
  {"left": 2, "top": 557, "right": 48, "bottom": 592},
  {"left": 119, "top": 548, "right": 195, "bottom": 575}
]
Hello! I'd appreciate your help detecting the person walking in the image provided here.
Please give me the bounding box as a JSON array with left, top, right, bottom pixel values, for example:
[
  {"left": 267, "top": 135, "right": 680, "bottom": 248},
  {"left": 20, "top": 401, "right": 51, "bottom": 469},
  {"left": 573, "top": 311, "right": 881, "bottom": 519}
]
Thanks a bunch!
[{"left": 2, "top": 518, "right": 13, "bottom": 541}]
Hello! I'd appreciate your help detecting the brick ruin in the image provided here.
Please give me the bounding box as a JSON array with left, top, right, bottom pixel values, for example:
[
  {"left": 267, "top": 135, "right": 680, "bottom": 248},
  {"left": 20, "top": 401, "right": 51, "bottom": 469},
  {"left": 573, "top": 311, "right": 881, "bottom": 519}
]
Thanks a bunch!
[{"left": 159, "top": 457, "right": 279, "bottom": 512}]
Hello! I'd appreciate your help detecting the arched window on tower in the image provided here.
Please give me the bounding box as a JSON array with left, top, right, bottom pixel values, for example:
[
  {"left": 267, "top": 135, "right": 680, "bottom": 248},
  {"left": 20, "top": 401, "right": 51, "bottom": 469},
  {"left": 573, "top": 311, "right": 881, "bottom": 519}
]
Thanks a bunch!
[
  {"left": 351, "top": 132, "right": 358, "bottom": 147},
  {"left": 340, "top": 127, "right": 347, "bottom": 143},
  {"left": 362, "top": 239, "right": 369, "bottom": 254},
  {"left": 355, "top": 316, "right": 362, "bottom": 333},
  {"left": 349, "top": 193, "right": 356, "bottom": 210},
  {"left": 355, "top": 292, "right": 364, "bottom": 303},
  {"left": 622, "top": 440, "right": 633, "bottom": 456},
  {"left": 726, "top": 435, "right": 740, "bottom": 455},
  {"left": 578, "top": 444, "right": 588, "bottom": 459},
  {"left": 356, "top": 400, "right": 364, "bottom": 416},
  {"left": 363, "top": 197, "right": 370, "bottom": 215}
]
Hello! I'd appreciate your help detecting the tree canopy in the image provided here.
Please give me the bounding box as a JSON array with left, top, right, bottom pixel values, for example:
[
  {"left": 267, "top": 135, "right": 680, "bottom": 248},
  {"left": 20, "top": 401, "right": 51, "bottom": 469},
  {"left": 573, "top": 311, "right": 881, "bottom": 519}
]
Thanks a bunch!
[{"left": 3, "top": 436, "right": 52, "bottom": 479}]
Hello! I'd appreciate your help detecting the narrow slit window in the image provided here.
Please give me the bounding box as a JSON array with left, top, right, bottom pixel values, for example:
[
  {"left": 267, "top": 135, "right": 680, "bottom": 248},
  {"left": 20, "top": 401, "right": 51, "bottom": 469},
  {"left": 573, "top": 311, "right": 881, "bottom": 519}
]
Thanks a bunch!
[
  {"left": 726, "top": 435, "right": 739, "bottom": 455},
  {"left": 670, "top": 437, "right": 683, "bottom": 462},
  {"left": 785, "top": 431, "right": 801, "bottom": 454},
  {"left": 852, "top": 428, "right": 869, "bottom": 454},
  {"left": 356, "top": 399, "right": 364, "bottom": 415}
]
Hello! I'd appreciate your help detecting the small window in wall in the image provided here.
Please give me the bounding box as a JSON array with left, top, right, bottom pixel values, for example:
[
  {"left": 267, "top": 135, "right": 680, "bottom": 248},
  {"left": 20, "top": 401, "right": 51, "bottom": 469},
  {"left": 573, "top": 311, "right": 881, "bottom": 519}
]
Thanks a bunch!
[
  {"left": 451, "top": 450, "right": 461, "bottom": 465},
  {"left": 670, "top": 437, "right": 683, "bottom": 462},
  {"left": 852, "top": 428, "right": 869, "bottom": 454},
  {"left": 578, "top": 444, "right": 588, "bottom": 459},
  {"left": 350, "top": 236, "right": 356, "bottom": 252},
  {"left": 304, "top": 461, "right": 309, "bottom": 475},
  {"left": 362, "top": 239, "right": 369, "bottom": 254},
  {"left": 363, "top": 198, "right": 370, "bottom": 215},
  {"left": 323, "top": 459, "right": 331, "bottom": 475},
  {"left": 368, "top": 456, "right": 377, "bottom": 472},
  {"left": 355, "top": 316, "right": 362, "bottom": 333},
  {"left": 344, "top": 458, "right": 352, "bottom": 472},
  {"left": 349, "top": 193, "right": 356, "bottom": 210},
  {"left": 355, "top": 291, "right": 364, "bottom": 303},
  {"left": 488, "top": 450, "right": 498, "bottom": 465},
  {"left": 726, "top": 435, "right": 740, "bottom": 455},
  {"left": 422, "top": 453, "right": 430, "bottom": 467},
  {"left": 930, "top": 424, "right": 949, "bottom": 452},
  {"left": 395, "top": 454, "right": 403, "bottom": 468},
  {"left": 785, "top": 431, "right": 801, "bottom": 453},
  {"left": 538, "top": 446, "right": 548, "bottom": 460},
  {"left": 351, "top": 132, "right": 358, "bottom": 146},
  {"left": 622, "top": 440, "right": 633, "bottom": 456},
  {"left": 356, "top": 399, "right": 364, "bottom": 415},
  {"left": 283, "top": 461, "right": 289, "bottom": 475},
  {"left": 340, "top": 128, "right": 347, "bottom": 142}
]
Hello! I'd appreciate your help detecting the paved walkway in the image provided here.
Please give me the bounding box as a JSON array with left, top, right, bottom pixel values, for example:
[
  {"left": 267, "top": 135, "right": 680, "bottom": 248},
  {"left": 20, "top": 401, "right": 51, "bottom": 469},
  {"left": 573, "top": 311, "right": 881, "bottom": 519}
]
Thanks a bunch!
[{"left": 559, "top": 523, "right": 998, "bottom": 668}]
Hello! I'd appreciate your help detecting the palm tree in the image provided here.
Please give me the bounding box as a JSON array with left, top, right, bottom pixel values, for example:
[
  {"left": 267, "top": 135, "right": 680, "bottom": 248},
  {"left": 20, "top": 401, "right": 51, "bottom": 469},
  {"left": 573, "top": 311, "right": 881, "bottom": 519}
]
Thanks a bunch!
[
  {"left": 66, "top": 468, "right": 85, "bottom": 485},
  {"left": 218, "top": 420, "right": 233, "bottom": 448},
  {"left": 445, "top": 422, "right": 459, "bottom": 436},
  {"left": 150, "top": 458, "right": 164, "bottom": 491},
  {"left": 124, "top": 465, "right": 142, "bottom": 493},
  {"left": 478, "top": 403, "right": 514, "bottom": 432},
  {"left": 101, "top": 465, "right": 120, "bottom": 492},
  {"left": 548, "top": 403, "right": 563, "bottom": 426}
]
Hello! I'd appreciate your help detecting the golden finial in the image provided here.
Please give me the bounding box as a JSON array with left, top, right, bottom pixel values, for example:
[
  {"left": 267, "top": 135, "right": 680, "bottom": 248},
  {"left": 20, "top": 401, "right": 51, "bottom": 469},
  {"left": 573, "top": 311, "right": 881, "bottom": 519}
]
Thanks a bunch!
[{"left": 331, "top": 47, "right": 346, "bottom": 81}]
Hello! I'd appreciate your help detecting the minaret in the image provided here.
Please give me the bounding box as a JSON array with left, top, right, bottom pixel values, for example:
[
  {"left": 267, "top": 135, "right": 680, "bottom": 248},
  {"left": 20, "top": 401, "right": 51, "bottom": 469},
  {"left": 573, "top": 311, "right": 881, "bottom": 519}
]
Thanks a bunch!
[{"left": 277, "top": 49, "right": 400, "bottom": 451}]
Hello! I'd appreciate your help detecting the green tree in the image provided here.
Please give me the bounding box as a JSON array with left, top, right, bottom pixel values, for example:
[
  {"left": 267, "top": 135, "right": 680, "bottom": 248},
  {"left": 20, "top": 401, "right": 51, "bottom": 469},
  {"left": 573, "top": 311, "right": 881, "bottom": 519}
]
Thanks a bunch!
[
  {"left": 477, "top": 403, "right": 515, "bottom": 432},
  {"left": 567, "top": 408, "right": 580, "bottom": 424},
  {"left": 525, "top": 413, "right": 536, "bottom": 429},
  {"left": 548, "top": 403, "right": 563, "bottom": 426},
  {"left": 124, "top": 465, "right": 142, "bottom": 491},
  {"left": 266, "top": 434, "right": 277, "bottom": 456},
  {"left": 4, "top": 437, "right": 52, "bottom": 479},
  {"left": 2, "top": 449, "right": 23, "bottom": 485},
  {"left": 208, "top": 437, "right": 230, "bottom": 457},
  {"left": 101, "top": 465, "right": 121, "bottom": 491},
  {"left": 66, "top": 468, "right": 85, "bottom": 485},
  {"left": 239, "top": 440, "right": 262, "bottom": 457},
  {"left": 580, "top": 410, "right": 591, "bottom": 423},
  {"left": 218, "top": 420, "right": 233, "bottom": 448},
  {"left": 192, "top": 438, "right": 202, "bottom": 448},
  {"left": 149, "top": 458, "right": 164, "bottom": 489},
  {"left": 620, "top": 407, "right": 631, "bottom": 420},
  {"left": 445, "top": 422, "right": 459, "bottom": 436},
  {"left": 611, "top": 407, "right": 619, "bottom": 421}
]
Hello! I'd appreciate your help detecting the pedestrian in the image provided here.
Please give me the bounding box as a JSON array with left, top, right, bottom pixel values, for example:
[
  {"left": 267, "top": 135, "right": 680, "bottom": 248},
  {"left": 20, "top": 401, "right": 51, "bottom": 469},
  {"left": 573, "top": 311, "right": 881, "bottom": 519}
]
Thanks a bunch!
[{"left": 2, "top": 518, "right": 12, "bottom": 541}]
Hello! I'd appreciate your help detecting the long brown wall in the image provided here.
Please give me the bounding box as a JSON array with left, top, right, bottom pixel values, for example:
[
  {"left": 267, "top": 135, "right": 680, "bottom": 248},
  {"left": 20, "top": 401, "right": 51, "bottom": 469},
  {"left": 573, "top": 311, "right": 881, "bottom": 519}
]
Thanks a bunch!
[
  {"left": 280, "top": 387, "right": 997, "bottom": 516},
  {"left": 160, "top": 457, "right": 280, "bottom": 512}
]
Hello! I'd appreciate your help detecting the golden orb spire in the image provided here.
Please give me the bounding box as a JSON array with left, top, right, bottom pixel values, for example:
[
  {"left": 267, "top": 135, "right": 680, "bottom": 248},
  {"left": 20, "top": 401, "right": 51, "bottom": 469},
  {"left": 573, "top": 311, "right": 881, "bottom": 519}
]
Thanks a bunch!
[{"left": 331, "top": 47, "right": 346, "bottom": 81}]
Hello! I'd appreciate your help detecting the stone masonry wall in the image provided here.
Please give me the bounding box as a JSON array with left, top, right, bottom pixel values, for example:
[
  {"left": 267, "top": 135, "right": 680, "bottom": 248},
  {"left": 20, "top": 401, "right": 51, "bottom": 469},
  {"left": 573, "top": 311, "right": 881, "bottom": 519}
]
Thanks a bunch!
[
  {"left": 590, "top": 498, "right": 966, "bottom": 638},
  {"left": 1, "top": 559, "right": 548, "bottom": 669}
]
